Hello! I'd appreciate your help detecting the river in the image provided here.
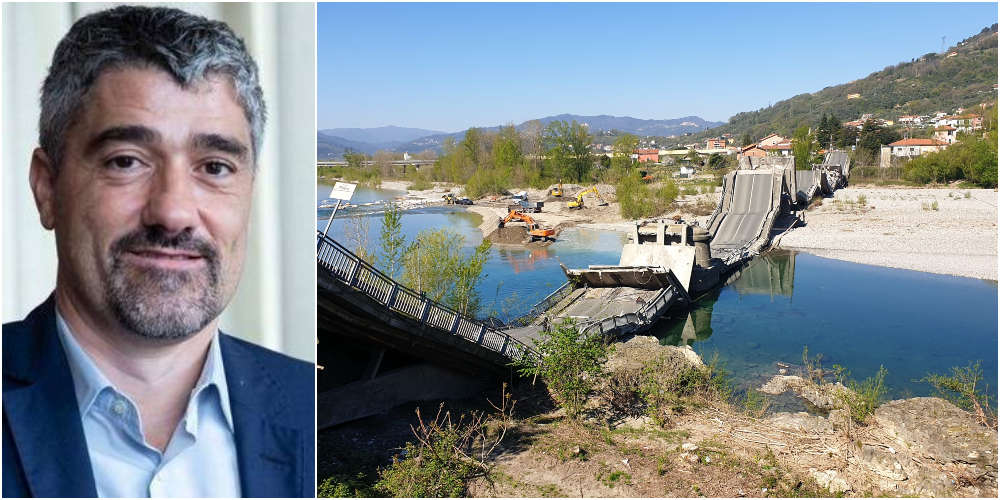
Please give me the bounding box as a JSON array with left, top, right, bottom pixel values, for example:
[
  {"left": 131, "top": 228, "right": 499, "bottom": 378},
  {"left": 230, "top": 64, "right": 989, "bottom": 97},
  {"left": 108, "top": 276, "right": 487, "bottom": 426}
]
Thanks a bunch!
[{"left": 318, "top": 183, "right": 998, "bottom": 403}]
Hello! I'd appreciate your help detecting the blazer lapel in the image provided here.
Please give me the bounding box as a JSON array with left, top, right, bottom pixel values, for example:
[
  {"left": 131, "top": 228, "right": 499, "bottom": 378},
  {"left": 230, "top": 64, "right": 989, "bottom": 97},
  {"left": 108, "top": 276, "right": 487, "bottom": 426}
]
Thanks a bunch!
[
  {"left": 221, "top": 335, "right": 304, "bottom": 498},
  {"left": 3, "top": 297, "right": 97, "bottom": 498}
]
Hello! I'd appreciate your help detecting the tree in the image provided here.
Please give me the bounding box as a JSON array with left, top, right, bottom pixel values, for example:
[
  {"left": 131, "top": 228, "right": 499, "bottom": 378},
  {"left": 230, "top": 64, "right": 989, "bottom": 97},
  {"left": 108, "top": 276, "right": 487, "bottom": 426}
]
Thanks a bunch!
[
  {"left": 344, "top": 148, "right": 366, "bottom": 169},
  {"left": 515, "top": 318, "right": 606, "bottom": 419},
  {"left": 449, "top": 239, "right": 492, "bottom": 316},
  {"left": 791, "top": 125, "right": 817, "bottom": 170},
  {"left": 858, "top": 120, "right": 901, "bottom": 161},
  {"left": 740, "top": 132, "right": 753, "bottom": 147},
  {"left": 373, "top": 149, "right": 395, "bottom": 176},
  {"left": 492, "top": 124, "right": 522, "bottom": 176},
  {"left": 686, "top": 148, "right": 701, "bottom": 165},
  {"left": 399, "top": 228, "right": 493, "bottom": 316},
  {"left": 376, "top": 202, "right": 405, "bottom": 278},
  {"left": 544, "top": 120, "right": 594, "bottom": 183},
  {"left": 610, "top": 133, "right": 639, "bottom": 181}
]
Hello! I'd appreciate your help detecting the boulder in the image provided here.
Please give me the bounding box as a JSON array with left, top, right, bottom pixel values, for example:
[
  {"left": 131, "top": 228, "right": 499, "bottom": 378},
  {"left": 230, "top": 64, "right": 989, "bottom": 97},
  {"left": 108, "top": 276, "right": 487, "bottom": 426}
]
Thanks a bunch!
[{"left": 874, "top": 397, "right": 998, "bottom": 495}]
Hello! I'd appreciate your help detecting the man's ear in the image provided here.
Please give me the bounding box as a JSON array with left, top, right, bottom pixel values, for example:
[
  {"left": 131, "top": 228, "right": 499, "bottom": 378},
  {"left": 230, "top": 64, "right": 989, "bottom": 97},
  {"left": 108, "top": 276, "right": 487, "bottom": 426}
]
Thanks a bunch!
[{"left": 29, "top": 148, "right": 58, "bottom": 230}]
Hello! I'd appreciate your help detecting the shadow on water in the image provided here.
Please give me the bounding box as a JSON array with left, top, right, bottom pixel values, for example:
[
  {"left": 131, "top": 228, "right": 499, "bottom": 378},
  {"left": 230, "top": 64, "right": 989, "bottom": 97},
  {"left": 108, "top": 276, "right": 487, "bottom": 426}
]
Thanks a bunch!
[{"left": 647, "top": 250, "right": 998, "bottom": 402}]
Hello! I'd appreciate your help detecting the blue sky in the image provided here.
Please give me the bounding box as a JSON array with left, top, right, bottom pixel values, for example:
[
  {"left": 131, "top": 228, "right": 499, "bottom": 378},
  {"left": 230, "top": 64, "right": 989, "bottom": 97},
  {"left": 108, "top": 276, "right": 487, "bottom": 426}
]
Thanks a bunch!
[{"left": 318, "top": 2, "right": 998, "bottom": 132}]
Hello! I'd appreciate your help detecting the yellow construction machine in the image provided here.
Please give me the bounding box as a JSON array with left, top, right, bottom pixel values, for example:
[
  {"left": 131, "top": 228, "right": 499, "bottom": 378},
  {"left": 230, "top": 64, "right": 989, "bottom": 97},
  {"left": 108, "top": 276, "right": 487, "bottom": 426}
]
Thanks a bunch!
[
  {"left": 548, "top": 179, "right": 563, "bottom": 197},
  {"left": 567, "top": 186, "right": 608, "bottom": 209}
]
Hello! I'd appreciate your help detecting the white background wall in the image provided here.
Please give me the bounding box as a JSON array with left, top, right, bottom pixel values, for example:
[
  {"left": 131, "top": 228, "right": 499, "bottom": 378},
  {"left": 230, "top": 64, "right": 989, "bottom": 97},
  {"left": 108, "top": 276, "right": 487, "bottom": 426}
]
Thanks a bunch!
[{"left": 2, "top": 2, "right": 317, "bottom": 362}]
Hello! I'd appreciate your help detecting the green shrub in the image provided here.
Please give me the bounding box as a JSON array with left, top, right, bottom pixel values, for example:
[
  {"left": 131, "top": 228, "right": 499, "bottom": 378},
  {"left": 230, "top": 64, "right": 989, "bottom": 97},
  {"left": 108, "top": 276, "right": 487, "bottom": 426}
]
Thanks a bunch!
[
  {"left": 465, "top": 168, "right": 509, "bottom": 199},
  {"left": 377, "top": 392, "right": 514, "bottom": 497},
  {"left": 318, "top": 473, "right": 377, "bottom": 498},
  {"left": 836, "top": 365, "right": 889, "bottom": 426},
  {"left": 515, "top": 318, "right": 607, "bottom": 419},
  {"left": 917, "top": 360, "right": 997, "bottom": 428}
]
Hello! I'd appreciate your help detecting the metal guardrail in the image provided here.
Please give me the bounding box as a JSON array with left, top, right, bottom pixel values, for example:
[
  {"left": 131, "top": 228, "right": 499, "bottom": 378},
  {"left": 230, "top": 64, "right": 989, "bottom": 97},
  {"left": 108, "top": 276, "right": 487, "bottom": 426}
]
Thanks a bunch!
[
  {"left": 317, "top": 231, "right": 534, "bottom": 361},
  {"left": 506, "top": 281, "right": 575, "bottom": 327}
]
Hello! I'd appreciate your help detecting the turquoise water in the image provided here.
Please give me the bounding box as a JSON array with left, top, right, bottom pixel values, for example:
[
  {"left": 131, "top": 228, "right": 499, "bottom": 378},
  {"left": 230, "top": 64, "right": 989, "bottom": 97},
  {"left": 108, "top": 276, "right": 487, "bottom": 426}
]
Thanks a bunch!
[
  {"left": 652, "top": 251, "right": 999, "bottom": 401},
  {"left": 318, "top": 184, "right": 998, "bottom": 401},
  {"left": 317, "top": 182, "right": 625, "bottom": 321}
]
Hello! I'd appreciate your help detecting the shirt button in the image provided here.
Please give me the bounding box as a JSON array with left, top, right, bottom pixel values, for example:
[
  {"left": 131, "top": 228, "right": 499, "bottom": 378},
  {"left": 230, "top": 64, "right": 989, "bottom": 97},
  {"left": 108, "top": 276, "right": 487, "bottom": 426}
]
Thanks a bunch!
[{"left": 112, "top": 400, "right": 126, "bottom": 415}]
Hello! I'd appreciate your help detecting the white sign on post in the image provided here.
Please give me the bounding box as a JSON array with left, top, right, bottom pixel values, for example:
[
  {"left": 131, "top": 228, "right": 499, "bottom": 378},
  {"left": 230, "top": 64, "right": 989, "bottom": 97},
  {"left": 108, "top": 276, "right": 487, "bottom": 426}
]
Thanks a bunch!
[{"left": 329, "top": 182, "right": 357, "bottom": 201}]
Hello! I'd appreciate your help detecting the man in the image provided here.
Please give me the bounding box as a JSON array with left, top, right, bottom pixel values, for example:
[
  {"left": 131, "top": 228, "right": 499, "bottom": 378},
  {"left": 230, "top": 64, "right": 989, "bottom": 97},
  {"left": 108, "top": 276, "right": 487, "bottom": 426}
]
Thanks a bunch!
[{"left": 2, "top": 6, "right": 314, "bottom": 498}]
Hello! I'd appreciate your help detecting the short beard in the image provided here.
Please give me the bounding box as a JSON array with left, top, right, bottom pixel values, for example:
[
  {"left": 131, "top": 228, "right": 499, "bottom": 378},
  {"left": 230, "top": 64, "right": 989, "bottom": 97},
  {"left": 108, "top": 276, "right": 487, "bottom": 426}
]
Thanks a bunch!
[{"left": 106, "top": 227, "right": 223, "bottom": 340}]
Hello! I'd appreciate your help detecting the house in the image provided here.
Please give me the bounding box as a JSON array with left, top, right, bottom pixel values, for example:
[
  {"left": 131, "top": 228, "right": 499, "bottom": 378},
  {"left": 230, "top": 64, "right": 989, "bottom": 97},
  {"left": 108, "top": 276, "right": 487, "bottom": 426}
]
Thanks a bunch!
[
  {"left": 679, "top": 166, "right": 696, "bottom": 178},
  {"left": 861, "top": 114, "right": 874, "bottom": 121},
  {"left": 898, "top": 115, "right": 921, "bottom": 125},
  {"left": 879, "top": 138, "right": 949, "bottom": 167},
  {"left": 758, "top": 134, "right": 786, "bottom": 147},
  {"left": 847, "top": 93, "right": 861, "bottom": 99},
  {"left": 761, "top": 142, "right": 793, "bottom": 156},
  {"left": 738, "top": 143, "right": 766, "bottom": 157},
  {"left": 403, "top": 152, "right": 412, "bottom": 161},
  {"left": 946, "top": 52, "right": 958, "bottom": 58},
  {"left": 705, "top": 138, "right": 727, "bottom": 149},
  {"left": 940, "top": 114, "right": 983, "bottom": 131},
  {"left": 934, "top": 125, "right": 957, "bottom": 144},
  {"left": 634, "top": 148, "right": 659, "bottom": 163},
  {"left": 844, "top": 120, "right": 866, "bottom": 130}
]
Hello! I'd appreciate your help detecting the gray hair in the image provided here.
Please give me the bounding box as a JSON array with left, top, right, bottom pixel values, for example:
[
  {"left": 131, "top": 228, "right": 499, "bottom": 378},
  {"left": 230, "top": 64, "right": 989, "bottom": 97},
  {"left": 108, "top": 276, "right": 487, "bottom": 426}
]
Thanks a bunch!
[{"left": 40, "top": 5, "right": 266, "bottom": 168}]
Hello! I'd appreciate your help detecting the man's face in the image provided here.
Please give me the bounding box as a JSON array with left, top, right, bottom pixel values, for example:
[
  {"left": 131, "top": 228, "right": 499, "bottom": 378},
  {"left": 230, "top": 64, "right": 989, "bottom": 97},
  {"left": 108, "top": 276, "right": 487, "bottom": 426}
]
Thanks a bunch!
[{"left": 32, "top": 67, "right": 255, "bottom": 340}]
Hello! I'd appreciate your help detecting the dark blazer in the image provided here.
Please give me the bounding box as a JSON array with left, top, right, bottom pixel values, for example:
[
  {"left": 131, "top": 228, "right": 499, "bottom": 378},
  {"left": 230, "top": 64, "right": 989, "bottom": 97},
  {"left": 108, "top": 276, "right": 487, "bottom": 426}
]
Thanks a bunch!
[{"left": 2, "top": 297, "right": 316, "bottom": 498}]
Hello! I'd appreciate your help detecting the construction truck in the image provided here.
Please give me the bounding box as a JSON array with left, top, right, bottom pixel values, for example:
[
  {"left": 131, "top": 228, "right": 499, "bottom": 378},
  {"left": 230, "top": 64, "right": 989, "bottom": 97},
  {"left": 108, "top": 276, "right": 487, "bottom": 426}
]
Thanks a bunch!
[
  {"left": 548, "top": 179, "right": 564, "bottom": 197},
  {"left": 507, "top": 191, "right": 544, "bottom": 213},
  {"left": 498, "top": 210, "right": 556, "bottom": 242},
  {"left": 567, "top": 186, "right": 609, "bottom": 209}
]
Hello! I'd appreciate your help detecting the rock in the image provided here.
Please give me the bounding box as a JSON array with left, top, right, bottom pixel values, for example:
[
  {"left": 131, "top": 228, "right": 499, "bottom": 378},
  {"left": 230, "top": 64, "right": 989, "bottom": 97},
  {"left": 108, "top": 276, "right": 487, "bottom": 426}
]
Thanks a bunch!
[
  {"left": 682, "top": 443, "right": 699, "bottom": 452},
  {"left": 875, "top": 398, "right": 996, "bottom": 469},
  {"left": 778, "top": 368, "right": 787, "bottom": 375},
  {"left": 813, "top": 470, "right": 850, "bottom": 493},
  {"left": 854, "top": 445, "right": 908, "bottom": 481},
  {"left": 758, "top": 375, "right": 847, "bottom": 409},
  {"left": 680, "top": 452, "right": 700, "bottom": 463},
  {"left": 874, "top": 398, "right": 999, "bottom": 493},
  {"left": 766, "top": 411, "right": 834, "bottom": 434}
]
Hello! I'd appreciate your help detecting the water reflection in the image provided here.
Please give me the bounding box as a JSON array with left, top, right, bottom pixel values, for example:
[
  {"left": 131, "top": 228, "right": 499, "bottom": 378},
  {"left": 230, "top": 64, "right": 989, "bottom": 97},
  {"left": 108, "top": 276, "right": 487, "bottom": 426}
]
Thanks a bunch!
[
  {"left": 655, "top": 251, "right": 798, "bottom": 346},
  {"left": 647, "top": 250, "right": 998, "bottom": 401},
  {"left": 731, "top": 251, "right": 796, "bottom": 300},
  {"left": 496, "top": 248, "right": 553, "bottom": 275}
]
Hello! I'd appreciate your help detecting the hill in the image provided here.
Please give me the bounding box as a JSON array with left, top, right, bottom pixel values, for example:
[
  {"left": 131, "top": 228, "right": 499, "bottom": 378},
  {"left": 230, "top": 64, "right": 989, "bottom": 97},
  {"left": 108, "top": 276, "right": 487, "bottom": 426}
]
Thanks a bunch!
[
  {"left": 385, "top": 115, "right": 723, "bottom": 156},
  {"left": 688, "top": 25, "right": 998, "bottom": 144},
  {"left": 317, "top": 132, "right": 380, "bottom": 159},
  {"left": 318, "top": 125, "right": 445, "bottom": 148},
  {"left": 534, "top": 114, "right": 723, "bottom": 136}
]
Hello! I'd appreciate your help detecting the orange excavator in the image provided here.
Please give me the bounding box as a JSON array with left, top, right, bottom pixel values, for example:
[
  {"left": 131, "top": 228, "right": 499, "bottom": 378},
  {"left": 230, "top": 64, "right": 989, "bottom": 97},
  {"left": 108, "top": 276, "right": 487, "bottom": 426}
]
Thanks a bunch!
[{"left": 498, "top": 210, "right": 556, "bottom": 242}]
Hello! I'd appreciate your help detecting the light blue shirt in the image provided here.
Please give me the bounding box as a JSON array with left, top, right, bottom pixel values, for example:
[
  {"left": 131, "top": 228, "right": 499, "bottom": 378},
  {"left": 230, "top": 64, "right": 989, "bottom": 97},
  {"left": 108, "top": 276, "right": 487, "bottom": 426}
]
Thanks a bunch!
[{"left": 55, "top": 313, "right": 241, "bottom": 498}]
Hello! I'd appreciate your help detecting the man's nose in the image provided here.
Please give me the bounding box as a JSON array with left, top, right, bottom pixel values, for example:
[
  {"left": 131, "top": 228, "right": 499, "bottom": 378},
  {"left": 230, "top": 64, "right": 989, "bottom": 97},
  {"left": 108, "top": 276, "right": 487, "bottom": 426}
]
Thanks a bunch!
[{"left": 141, "top": 164, "right": 198, "bottom": 235}]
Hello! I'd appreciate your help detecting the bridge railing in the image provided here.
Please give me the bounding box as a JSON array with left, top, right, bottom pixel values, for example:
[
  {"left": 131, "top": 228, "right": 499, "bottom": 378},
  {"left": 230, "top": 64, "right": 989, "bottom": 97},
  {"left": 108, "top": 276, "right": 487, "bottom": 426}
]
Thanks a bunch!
[
  {"left": 317, "top": 231, "right": 534, "bottom": 361},
  {"left": 505, "top": 281, "right": 576, "bottom": 328}
]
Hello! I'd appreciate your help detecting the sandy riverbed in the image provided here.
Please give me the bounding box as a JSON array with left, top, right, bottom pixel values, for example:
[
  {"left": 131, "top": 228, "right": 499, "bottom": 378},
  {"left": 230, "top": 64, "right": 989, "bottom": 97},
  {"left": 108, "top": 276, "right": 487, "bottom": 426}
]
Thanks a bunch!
[{"left": 777, "top": 185, "right": 998, "bottom": 281}]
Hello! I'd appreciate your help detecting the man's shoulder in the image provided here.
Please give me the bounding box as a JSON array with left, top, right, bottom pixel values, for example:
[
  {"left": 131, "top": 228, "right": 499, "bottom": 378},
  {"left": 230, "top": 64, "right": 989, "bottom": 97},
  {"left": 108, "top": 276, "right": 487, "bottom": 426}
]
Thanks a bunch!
[
  {"left": 3, "top": 299, "right": 58, "bottom": 382},
  {"left": 217, "top": 334, "right": 314, "bottom": 427},
  {"left": 219, "top": 334, "right": 314, "bottom": 379}
]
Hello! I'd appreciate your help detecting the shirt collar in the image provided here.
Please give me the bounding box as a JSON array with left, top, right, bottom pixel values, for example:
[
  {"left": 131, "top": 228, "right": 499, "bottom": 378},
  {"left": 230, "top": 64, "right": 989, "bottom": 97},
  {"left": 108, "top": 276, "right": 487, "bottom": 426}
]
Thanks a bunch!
[{"left": 54, "top": 311, "right": 233, "bottom": 431}]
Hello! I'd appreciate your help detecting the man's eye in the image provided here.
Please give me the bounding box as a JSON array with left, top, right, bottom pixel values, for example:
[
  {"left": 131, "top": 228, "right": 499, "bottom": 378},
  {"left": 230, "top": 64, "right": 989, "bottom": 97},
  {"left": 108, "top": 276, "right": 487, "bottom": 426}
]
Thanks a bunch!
[
  {"left": 204, "top": 162, "right": 235, "bottom": 176},
  {"left": 106, "top": 156, "right": 140, "bottom": 169}
]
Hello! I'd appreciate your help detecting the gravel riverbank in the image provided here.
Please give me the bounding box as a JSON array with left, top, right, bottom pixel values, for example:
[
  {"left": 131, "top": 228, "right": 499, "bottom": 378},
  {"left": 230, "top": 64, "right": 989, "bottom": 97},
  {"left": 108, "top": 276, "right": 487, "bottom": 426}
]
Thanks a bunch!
[{"left": 777, "top": 185, "right": 998, "bottom": 281}]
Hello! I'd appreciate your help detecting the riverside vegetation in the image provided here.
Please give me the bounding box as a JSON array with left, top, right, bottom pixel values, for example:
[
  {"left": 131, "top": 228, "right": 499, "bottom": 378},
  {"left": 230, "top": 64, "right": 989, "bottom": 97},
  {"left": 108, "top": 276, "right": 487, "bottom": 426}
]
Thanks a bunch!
[{"left": 318, "top": 320, "right": 998, "bottom": 497}]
